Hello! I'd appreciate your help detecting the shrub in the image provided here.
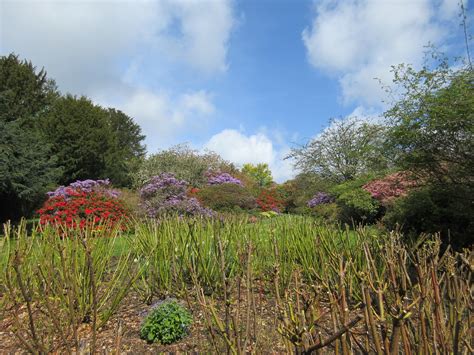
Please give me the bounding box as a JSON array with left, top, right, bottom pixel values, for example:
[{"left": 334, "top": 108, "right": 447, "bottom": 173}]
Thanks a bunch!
[
  {"left": 197, "top": 184, "right": 257, "bottom": 211},
  {"left": 140, "top": 173, "right": 213, "bottom": 217},
  {"left": 207, "top": 172, "right": 243, "bottom": 186},
  {"left": 140, "top": 300, "right": 192, "bottom": 344},
  {"left": 38, "top": 180, "right": 128, "bottom": 229},
  {"left": 307, "top": 192, "right": 333, "bottom": 208},
  {"left": 47, "top": 179, "right": 120, "bottom": 199},
  {"left": 363, "top": 171, "right": 417, "bottom": 206},
  {"left": 330, "top": 176, "right": 381, "bottom": 224},
  {"left": 383, "top": 184, "right": 473, "bottom": 248},
  {"left": 132, "top": 144, "right": 234, "bottom": 188},
  {"left": 256, "top": 189, "right": 285, "bottom": 212},
  {"left": 311, "top": 202, "right": 341, "bottom": 222}
]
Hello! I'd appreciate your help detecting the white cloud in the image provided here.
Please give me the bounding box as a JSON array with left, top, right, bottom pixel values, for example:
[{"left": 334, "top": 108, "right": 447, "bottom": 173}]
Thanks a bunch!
[
  {"left": 203, "top": 129, "right": 295, "bottom": 182},
  {"left": 0, "top": 0, "right": 235, "bottom": 152},
  {"left": 98, "top": 89, "right": 215, "bottom": 153},
  {"left": 0, "top": 0, "right": 235, "bottom": 94},
  {"left": 302, "top": 0, "right": 459, "bottom": 106}
]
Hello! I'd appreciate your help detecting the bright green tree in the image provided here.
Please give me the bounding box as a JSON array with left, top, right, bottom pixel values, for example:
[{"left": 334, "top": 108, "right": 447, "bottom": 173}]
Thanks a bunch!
[{"left": 241, "top": 163, "right": 274, "bottom": 187}]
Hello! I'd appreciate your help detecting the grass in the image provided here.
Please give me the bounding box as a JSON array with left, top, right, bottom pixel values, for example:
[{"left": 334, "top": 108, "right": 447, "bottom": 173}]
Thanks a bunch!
[{"left": 0, "top": 215, "right": 472, "bottom": 353}]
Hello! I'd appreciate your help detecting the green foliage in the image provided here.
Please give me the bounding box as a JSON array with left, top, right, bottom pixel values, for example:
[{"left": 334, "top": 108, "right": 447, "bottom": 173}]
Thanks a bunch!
[
  {"left": 330, "top": 176, "right": 381, "bottom": 224},
  {"left": 2, "top": 221, "right": 141, "bottom": 352},
  {"left": 383, "top": 56, "right": 473, "bottom": 245},
  {"left": 134, "top": 144, "right": 233, "bottom": 188},
  {"left": 40, "top": 95, "right": 145, "bottom": 186},
  {"left": 241, "top": 163, "right": 273, "bottom": 187},
  {"left": 103, "top": 108, "right": 146, "bottom": 186},
  {"left": 288, "top": 117, "right": 390, "bottom": 182},
  {"left": 386, "top": 61, "right": 474, "bottom": 187},
  {"left": 0, "top": 54, "right": 60, "bottom": 222},
  {"left": 383, "top": 184, "right": 473, "bottom": 248},
  {"left": 311, "top": 202, "right": 341, "bottom": 223},
  {"left": 196, "top": 184, "right": 257, "bottom": 211},
  {"left": 0, "top": 120, "right": 60, "bottom": 221},
  {"left": 283, "top": 173, "right": 334, "bottom": 213},
  {"left": 0, "top": 53, "right": 58, "bottom": 123},
  {"left": 140, "top": 300, "right": 192, "bottom": 344}
]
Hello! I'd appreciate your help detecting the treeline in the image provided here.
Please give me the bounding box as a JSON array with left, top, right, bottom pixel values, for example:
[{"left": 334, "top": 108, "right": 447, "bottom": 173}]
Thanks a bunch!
[
  {"left": 0, "top": 54, "right": 145, "bottom": 221},
  {"left": 286, "top": 58, "right": 473, "bottom": 248}
]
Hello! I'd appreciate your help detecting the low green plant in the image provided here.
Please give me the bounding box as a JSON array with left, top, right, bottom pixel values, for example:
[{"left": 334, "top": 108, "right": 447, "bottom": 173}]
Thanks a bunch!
[
  {"left": 140, "top": 300, "right": 193, "bottom": 344},
  {"left": 196, "top": 183, "right": 256, "bottom": 211}
]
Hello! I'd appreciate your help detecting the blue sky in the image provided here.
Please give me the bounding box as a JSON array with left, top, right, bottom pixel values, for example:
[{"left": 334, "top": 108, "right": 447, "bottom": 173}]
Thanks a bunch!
[{"left": 0, "top": 0, "right": 471, "bottom": 181}]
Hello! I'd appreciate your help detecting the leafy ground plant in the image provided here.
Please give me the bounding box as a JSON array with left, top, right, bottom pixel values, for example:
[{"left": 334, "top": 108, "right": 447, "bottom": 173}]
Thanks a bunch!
[{"left": 140, "top": 300, "right": 193, "bottom": 344}]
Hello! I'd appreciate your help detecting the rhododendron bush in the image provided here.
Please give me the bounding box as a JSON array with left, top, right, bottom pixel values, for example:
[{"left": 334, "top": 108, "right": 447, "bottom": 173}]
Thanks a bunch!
[
  {"left": 38, "top": 179, "right": 128, "bottom": 229},
  {"left": 140, "top": 173, "right": 213, "bottom": 217},
  {"left": 307, "top": 192, "right": 333, "bottom": 208},
  {"left": 363, "top": 171, "right": 417, "bottom": 205},
  {"left": 206, "top": 171, "right": 243, "bottom": 186}
]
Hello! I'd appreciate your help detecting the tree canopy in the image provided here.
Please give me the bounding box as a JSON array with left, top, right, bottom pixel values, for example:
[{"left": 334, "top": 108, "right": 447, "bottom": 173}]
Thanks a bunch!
[
  {"left": 241, "top": 163, "right": 273, "bottom": 187},
  {"left": 288, "top": 117, "right": 390, "bottom": 182}
]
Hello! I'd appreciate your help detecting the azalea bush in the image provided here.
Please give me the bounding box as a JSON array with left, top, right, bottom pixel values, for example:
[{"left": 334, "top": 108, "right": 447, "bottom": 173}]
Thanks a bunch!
[
  {"left": 38, "top": 180, "right": 128, "bottom": 230},
  {"left": 140, "top": 173, "right": 213, "bottom": 217},
  {"left": 363, "top": 171, "right": 417, "bottom": 206},
  {"left": 256, "top": 189, "right": 285, "bottom": 213}
]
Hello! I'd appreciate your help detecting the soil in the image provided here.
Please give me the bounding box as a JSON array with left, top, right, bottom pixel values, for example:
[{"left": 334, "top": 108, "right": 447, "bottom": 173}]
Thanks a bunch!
[{"left": 0, "top": 288, "right": 288, "bottom": 354}]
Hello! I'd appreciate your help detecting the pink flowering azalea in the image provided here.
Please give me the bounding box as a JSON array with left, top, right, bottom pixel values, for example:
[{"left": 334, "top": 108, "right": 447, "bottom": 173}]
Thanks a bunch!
[{"left": 363, "top": 171, "right": 418, "bottom": 205}]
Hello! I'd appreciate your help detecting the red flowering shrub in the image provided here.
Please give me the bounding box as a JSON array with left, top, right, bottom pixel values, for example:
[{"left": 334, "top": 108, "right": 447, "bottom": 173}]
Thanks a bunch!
[
  {"left": 363, "top": 171, "right": 418, "bottom": 206},
  {"left": 256, "top": 189, "right": 285, "bottom": 213},
  {"left": 38, "top": 188, "right": 129, "bottom": 230}
]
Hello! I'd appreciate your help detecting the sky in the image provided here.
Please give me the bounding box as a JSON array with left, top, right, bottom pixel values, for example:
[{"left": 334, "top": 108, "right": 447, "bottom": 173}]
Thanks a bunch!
[{"left": 0, "top": 0, "right": 471, "bottom": 181}]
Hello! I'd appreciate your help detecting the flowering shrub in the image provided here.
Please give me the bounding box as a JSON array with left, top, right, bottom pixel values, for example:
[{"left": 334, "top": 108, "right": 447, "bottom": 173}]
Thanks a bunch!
[
  {"left": 38, "top": 189, "right": 128, "bottom": 230},
  {"left": 363, "top": 172, "right": 417, "bottom": 205},
  {"left": 140, "top": 173, "right": 213, "bottom": 217},
  {"left": 47, "top": 179, "right": 120, "bottom": 199},
  {"left": 307, "top": 192, "right": 334, "bottom": 208},
  {"left": 207, "top": 172, "right": 243, "bottom": 186},
  {"left": 256, "top": 189, "right": 285, "bottom": 213}
]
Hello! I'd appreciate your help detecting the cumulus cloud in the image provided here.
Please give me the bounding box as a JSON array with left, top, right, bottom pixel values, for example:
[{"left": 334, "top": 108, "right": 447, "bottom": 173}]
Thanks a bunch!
[
  {"left": 97, "top": 89, "right": 215, "bottom": 152},
  {"left": 302, "top": 0, "right": 460, "bottom": 106},
  {"left": 0, "top": 0, "right": 235, "bottom": 151},
  {"left": 0, "top": 0, "right": 235, "bottom": 93},
  {"left": 203, "top": 129, "right": 295, "bottom": 182}
]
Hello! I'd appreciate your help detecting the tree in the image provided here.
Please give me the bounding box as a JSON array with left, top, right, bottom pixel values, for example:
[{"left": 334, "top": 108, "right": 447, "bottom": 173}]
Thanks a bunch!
[
  {"left": 386, "top": 63, "right": 474, "bottom": 187},
  {"left": 0, "top": 121, "right": 60, "bottom": 221},
  {"left": 241, "top": 163, "right": 274, "bottom": 188},
  {"left": 40, "top": 96, "right": 146, "bottom": 186},
  {"left": 0, "top": 53, "right": 58, "bottom": 123},
  {"left": 288, "top": 117, "right": 389, "bottom": 182},
  {"left": 383, "top": 60, "right": 473, "bottom": 246},
  {"left": 40, "top": 95, "right": 112, "bottom": 184},
  {"left": 133, "top": 144, "right": 234, "bottom": 188},
  {"left": 103, "top": 108, "right": 146, "bottom": 186},
  {"left": 0, "top": 54, "right": 60, "bottom": 222}
]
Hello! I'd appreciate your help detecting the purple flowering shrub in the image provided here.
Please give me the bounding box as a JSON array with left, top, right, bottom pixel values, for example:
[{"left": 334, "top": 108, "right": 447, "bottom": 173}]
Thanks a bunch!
[
  {"left": 307, "top": 192, "right": 333, "bottom": 208},
  {"left": 207, "top": 172, "right": 243, "bottom": 186},
  {"left": 48, "top": 179, "right": 120, "bottom": 200},
  {"left": 140, "top": 173, "right": 213, "bottom": 217}
]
